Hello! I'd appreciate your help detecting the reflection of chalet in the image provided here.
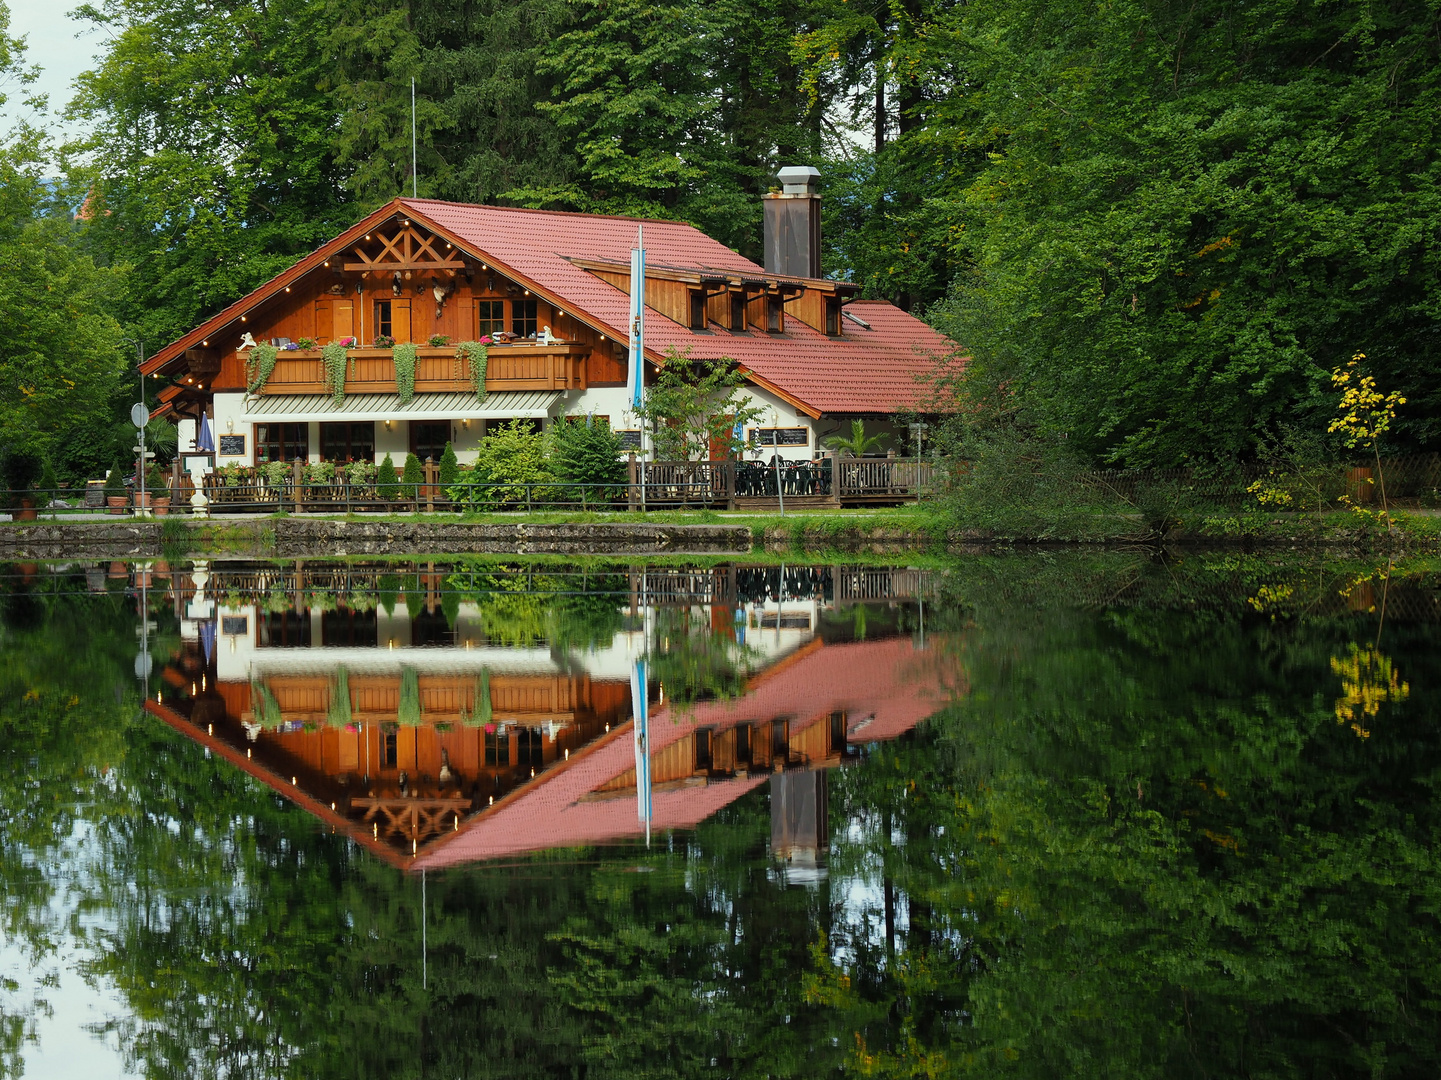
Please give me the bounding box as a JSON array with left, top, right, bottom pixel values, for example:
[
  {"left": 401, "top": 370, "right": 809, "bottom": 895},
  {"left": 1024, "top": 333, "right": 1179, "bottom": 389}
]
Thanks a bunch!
[
  {"left": 147, "top": 560, "right": 949, "bottom": 869},
  {"left": 150, "top": 632, "right": 947, "bottom": 869}
]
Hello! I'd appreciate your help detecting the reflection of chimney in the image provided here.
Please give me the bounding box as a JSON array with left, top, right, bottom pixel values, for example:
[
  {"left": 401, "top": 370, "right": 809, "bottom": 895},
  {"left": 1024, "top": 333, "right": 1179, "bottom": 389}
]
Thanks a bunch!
[
  {"left": 771, "top": 770, "right": 828, "bottom": 884},
  {"left": 763, "top": 166, "right": 821, "bottom": 278}
]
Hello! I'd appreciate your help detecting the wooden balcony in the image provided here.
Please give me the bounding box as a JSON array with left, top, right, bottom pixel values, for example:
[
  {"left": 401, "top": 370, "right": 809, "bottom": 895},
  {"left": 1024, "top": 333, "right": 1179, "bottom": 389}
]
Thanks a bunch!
[{"left": 258, "top": 343, "right": 589, "bottom": 396}]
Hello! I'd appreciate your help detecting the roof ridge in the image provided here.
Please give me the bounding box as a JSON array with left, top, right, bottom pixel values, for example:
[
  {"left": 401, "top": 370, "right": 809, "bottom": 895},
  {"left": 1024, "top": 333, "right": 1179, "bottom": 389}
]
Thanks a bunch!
[{"left": 399, "top": 198, "right": 699, "bottom": 229}]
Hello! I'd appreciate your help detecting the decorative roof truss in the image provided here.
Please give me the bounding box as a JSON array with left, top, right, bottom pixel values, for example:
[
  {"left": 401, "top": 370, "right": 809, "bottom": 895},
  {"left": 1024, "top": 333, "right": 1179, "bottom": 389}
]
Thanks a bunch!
[{"left": 342, "top": 221, "right": 467, "bottom": 275}]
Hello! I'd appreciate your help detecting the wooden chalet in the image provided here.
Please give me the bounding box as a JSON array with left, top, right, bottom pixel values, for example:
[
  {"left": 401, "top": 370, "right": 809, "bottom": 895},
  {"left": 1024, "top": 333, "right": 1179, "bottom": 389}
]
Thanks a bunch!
[{"left": 143, "top": 171, "right": 960, "bottom": 473}]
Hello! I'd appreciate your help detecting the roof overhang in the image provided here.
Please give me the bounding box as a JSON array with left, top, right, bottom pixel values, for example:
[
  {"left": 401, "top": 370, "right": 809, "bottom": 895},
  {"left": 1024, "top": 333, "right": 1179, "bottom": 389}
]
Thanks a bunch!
[{"left": 243, "top": 390, "right": 564, "bottom": 423}]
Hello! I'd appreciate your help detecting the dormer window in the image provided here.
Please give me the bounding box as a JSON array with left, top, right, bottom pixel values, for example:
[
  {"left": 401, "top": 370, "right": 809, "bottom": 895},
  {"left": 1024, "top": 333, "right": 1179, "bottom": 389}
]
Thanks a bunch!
[
  {"left": 766, "top": 295, "right": 784, "bottom": 333},
  {"left": 689, "top": 289, "right": 707, "bottom": 330},
  {"left": 824, "top": 297, "right": 842, "bottom": 336},
  {"left": 729, "top": 291, "right": 747, "bottom": 331}
]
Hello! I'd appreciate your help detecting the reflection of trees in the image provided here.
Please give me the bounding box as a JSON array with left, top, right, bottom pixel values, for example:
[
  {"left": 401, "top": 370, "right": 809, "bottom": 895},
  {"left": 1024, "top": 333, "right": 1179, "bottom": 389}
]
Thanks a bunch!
[
  {"left": 649, "top": 608, "right": 762, "bottom": 705},
  {"left": 1331, "top": 643, "right": 1409, "bottom": 739},
  {"left": 9, "top": 558, "right": 1441, "bottom": 1077},
  {"left": 815, "top": 594, "right": 1441, "bottom": 1077}
]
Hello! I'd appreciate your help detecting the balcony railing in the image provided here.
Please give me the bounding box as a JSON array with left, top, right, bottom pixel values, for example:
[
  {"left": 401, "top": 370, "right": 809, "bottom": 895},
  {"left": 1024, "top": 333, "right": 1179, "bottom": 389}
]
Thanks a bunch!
[{"left": 258, "top": 343, "right": 589, "bottom": 396}]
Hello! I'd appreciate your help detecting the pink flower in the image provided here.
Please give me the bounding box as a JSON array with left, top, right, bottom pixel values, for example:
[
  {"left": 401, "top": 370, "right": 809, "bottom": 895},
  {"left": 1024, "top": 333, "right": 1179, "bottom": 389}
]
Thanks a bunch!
[
  {"left": 339, "top": 336, "right": 356, "bottom": 348},
  {"left": 479, "top": 336, "right": 493, "bottom": 345}
]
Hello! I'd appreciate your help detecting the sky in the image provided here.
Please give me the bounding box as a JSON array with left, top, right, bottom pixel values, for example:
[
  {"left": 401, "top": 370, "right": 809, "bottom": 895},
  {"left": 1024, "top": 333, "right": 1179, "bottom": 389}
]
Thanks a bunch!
[{"left": 1, "top": 1, "right": 100, "bottom": 139}]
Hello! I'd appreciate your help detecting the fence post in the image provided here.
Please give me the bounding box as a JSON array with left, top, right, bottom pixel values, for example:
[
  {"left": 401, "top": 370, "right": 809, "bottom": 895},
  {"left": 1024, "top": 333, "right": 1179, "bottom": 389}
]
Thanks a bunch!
[
  {"left": 627, "top": 453, "right": 638, "bottom": 512},
  {"left": 725, "top": 459, "right": 736, "bottom": 510},
  {"left": 829, "top": 452, "right": 841, "bottom": 507},
  {"left": 424, "top": 457, "right": 436, "bottom": 513},
  {"left": 292, "top": 459, "right": 304, "bottom": 513}
]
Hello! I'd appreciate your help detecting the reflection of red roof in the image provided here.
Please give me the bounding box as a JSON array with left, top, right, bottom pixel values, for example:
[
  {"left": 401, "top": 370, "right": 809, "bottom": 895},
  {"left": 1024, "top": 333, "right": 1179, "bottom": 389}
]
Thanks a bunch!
[
  {"left": 407, "top": 199, "right": 960, "bottom": 415},
  {"left": 417, "top": 637, "right": 946, "bottom": 868}
]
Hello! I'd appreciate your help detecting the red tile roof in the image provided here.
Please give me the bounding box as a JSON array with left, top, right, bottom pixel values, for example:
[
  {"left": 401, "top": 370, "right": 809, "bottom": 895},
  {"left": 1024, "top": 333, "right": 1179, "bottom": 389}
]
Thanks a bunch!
[
  {"left": 402, "top": 199, "right": 963, "bottom": 415},
  {"left": 143, "top": 197, "right": 965, "bottom": 417},
  {"left": 416, "top": 636, "right": 950, "bottom": 868}
]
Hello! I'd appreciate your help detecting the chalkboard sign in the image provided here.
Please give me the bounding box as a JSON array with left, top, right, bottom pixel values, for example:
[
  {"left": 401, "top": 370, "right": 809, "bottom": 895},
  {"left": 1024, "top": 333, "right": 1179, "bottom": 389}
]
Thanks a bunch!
[
  {"left": 221, "top": 616, "right": 249, "bottom": 635},
  {"left": 218, "top": 434, "right": 246, "bottom": 457},
  {"left": 616, "top": 429, "right": 642, "bottom": 450},
  {"left": 750, "top": 427, "right": 809, "bottom": 447}
]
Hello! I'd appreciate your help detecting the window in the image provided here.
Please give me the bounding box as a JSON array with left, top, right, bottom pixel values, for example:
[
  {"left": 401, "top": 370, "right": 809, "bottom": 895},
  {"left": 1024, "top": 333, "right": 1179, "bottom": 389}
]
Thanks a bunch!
[
  {"left": 383, "top": 728, "right": 398, "bottom": 767},
  {"left": 824, "top": 298, "right": 842, "bottom": 336},
  {"left": 373, "top": 299, "right": 412, "bottom": 343},
  {"left": 321, "top": 608, "right": 377, "bottom": 646},
  {"left": 485, "top": 729, "right": 509, "bottom": 766},
  {"left": 476, "top": 299, "right": 504, "bottom": 337},
  {"left": 512, "top": 298, "right": 538, "bottom": 337},
  {"left": 765, "top": 295, "right": 785, "bottom": 333},
  {"left": 748, "top": 427, "right": 808, "bottom": 447},
  {"left": 320, "top": 422, "right": 375, "bottom": 462},
  {"left": 411, "top": 607, "right": 452, "bottom": 646},
  {"left": 734, "top": 723, "right": 752, "bottom": 765},
  {"left": 729, "top": 291, "right": 747, "bottom": 331},
  {"left": 517, "top": 727, "right": 543, "bottom": 766},
  {"left": 694, "top": 728, "right": 712, "bottom": 771},
  {"left": 689, "top": 290, "right": 707, "bottom": 330},
  {"left": 256, "top": 423, "right": 308, "bottom": 463},
  {"left": 259, "top": 609, "right": 310, "bottom": 647},
  {"left": 410, "top": 420, "right": 450, "bottom": 462}
]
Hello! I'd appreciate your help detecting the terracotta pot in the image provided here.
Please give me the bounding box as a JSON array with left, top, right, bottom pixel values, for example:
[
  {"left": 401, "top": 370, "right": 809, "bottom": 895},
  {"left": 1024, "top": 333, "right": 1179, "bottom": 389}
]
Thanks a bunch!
[
  {"left": 134, "top": 492, "right": 152, "bottom": 508},
  {"left": 153, "top": 497, "right": 171, "bottom": 516},
  {"left": 106, "top": 495, "right": 127, "bottom": 515},
  {"left": 15, "top": 496, "right": 37, "bottom": 521},
  {"left": 108, "top": 560, "right": 128, "bottom": 579}
]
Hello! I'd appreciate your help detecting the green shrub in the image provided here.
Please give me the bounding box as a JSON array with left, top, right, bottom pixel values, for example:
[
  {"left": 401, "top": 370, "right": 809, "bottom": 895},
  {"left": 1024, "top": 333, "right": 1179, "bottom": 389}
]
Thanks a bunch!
[
  {"left": 103, "top": 462, "right": 125, "bottom": 498},
  {"left": 145, "top": 463, "right": 168, "bottom": 493},
  {"left": 459, "top": 419, "right": 554, "bottom": 509},
  {"left": 401, "top": 452, "right": 423, "bottom": 500},
  {"left": 36, "top": 458, "right": 61, "bottom": 495},
  {"left": 550, "top": 416, "right": 626, "bottom": 503},
  {"left": 376, "top": 453, "right": 399, "bottom": 498},
  {"left": 439, "top": 441, "right": 459, "bottom": 487}
]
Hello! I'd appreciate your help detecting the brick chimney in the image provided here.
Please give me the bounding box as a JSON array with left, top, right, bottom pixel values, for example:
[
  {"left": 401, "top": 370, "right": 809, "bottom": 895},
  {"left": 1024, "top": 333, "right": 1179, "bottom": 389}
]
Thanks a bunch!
[{"left": 763, "top": 166, "right": 821, "bottom": 278}]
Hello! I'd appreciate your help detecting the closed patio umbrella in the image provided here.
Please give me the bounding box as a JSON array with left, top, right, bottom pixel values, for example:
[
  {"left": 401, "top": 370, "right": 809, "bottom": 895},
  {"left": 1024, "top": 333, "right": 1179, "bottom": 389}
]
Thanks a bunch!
[{"left": 196, "top": 414, "right": 215, "bottom": 453}]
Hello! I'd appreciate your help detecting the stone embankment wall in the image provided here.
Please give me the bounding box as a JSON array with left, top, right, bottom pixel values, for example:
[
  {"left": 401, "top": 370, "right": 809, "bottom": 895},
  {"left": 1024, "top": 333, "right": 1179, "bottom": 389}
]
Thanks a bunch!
[{"left": 0, "top": 520, "right": 752, "bottom": 559}]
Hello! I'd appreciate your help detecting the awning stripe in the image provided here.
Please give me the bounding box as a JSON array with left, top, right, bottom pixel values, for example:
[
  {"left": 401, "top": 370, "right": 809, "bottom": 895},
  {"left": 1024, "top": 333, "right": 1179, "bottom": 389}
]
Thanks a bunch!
[{"left": 242, "top": 390, "right": 563, "bottom": 422}]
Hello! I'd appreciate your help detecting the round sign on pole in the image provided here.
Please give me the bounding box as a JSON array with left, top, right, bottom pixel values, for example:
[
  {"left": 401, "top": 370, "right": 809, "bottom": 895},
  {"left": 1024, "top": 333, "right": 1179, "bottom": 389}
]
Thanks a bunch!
[{"left": 130, "top": 403, "right": 149, "bottom": 429}]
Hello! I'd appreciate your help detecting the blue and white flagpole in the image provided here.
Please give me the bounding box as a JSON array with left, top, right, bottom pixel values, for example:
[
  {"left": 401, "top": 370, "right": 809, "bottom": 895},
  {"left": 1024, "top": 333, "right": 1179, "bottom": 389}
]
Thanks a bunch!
[
  {"left": 628, "top": 225, "right": 645, "bottom": 412},
  {"left": 630, "top": 655, "right": 652, "bottom": 846}
]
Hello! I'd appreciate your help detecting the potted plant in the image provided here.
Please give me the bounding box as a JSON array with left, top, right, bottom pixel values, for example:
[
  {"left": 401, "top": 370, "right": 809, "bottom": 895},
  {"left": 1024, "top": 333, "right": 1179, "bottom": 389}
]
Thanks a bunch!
[
  {"left": 104, "top": 461, "right": 127, "bottom": 514},
  {"left": 146, "top": 463, "right": 171, "bottom": 515},
  {"left": 1, "top": 449, "right": 42, "bottom": 520}
]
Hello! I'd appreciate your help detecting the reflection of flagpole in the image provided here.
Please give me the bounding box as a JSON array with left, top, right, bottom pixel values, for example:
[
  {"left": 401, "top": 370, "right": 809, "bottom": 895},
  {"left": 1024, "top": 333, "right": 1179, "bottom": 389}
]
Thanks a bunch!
[{"left": 631, "top": 656, "right": 652, "bottom": 847}]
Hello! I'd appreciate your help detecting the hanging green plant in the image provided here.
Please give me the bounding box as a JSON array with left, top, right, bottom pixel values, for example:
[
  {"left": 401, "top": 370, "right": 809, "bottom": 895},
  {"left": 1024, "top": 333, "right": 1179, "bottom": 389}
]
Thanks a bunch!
[
  {"left": 321, "top": 342, "right": 349, "bottom": 405},
  {"left": 250, "top": 679, "right": 282, "bottom": 728},
  {"left": 457, "top": 341, "right": 488, "bottom": 402},
  {"left": 398, "top": 664, "right": 423, "bottom": 726},
  {"left": 462, "top": 668, "right": 493, "bottom": 727},
  {"left": 327, "top": 665, "right": 352, "bottom": 727},
  {"left": 246, "top": 342, "right": 279, "bottom": 394},
  {"left": 393, "top": 342, "right": 418, "bottom": 404}
]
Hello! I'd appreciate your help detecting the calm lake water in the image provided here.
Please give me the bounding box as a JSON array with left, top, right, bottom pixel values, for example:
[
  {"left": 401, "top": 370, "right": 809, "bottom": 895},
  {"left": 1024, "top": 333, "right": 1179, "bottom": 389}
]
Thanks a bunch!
[{"left": 1, "top": 552, "right": 1438, "bottom": 1078}]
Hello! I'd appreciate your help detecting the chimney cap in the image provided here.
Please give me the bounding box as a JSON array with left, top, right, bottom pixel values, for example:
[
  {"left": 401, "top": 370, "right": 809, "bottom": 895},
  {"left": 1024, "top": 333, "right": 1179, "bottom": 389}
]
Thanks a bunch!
[{"left": 776, "top": 165, "right": 820, "bottom": 195}]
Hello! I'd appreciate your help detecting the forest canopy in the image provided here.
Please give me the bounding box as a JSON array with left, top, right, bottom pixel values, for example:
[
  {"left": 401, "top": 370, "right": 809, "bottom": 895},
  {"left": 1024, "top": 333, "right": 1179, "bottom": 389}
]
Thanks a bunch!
[{"left": 0, "top": 0, "right": 1437, "bottom": 471}]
